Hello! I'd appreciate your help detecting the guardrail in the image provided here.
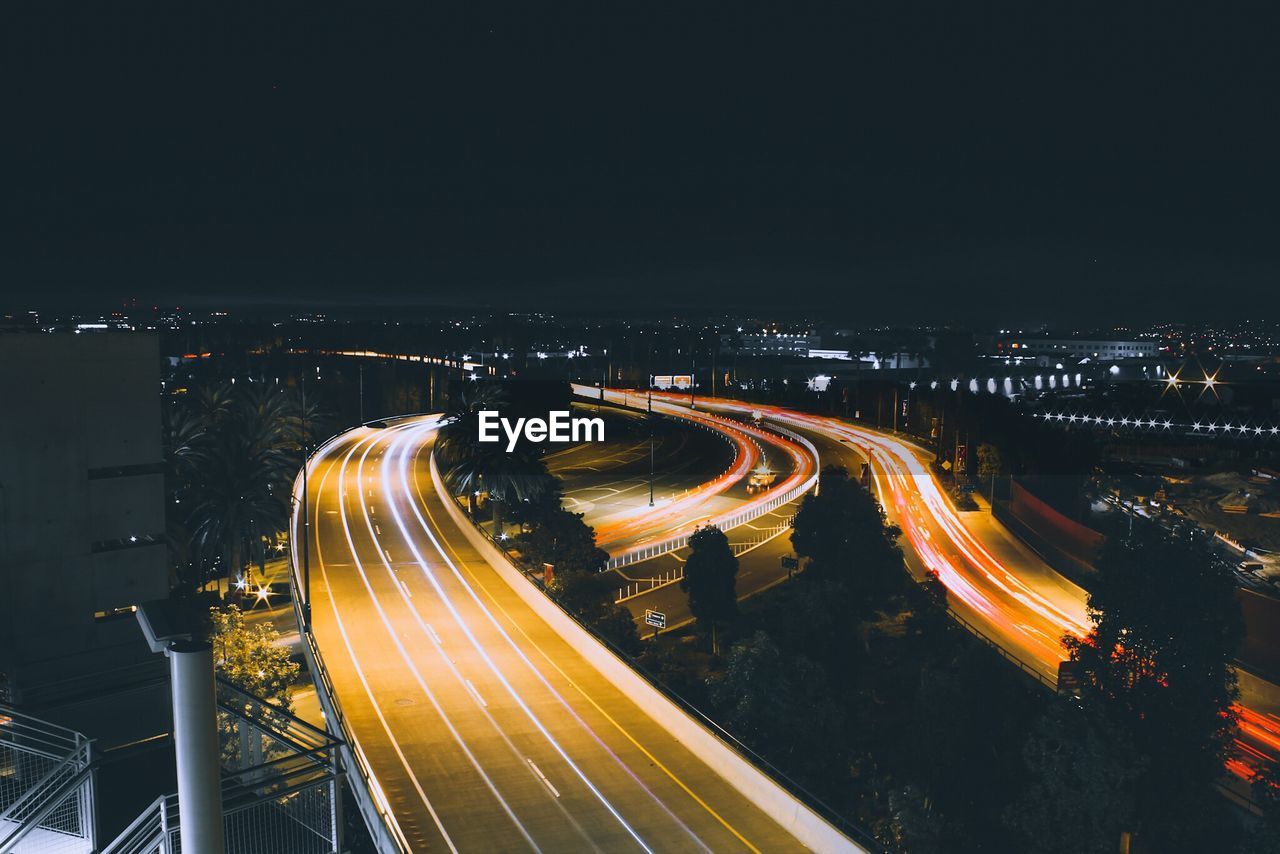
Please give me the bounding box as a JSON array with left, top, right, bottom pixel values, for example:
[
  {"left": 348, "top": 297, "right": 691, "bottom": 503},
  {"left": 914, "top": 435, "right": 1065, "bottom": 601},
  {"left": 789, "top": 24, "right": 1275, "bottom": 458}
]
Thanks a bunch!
[
  {"left": 615, "top": 513, "right": 797, "bottom": 604},
  {"left": 591, "top": 404, "right": 821, "bottom": 570},
  {"left": 0, "top": 706, "right": 95, "bottom": 853}
]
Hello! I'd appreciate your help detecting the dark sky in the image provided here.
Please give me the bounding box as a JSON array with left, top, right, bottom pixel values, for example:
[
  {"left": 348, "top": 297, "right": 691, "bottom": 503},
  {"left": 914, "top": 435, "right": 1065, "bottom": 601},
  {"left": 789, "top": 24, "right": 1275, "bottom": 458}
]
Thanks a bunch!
[{"left": 6, "top": 2, "right": 1280, "bottom": 322}]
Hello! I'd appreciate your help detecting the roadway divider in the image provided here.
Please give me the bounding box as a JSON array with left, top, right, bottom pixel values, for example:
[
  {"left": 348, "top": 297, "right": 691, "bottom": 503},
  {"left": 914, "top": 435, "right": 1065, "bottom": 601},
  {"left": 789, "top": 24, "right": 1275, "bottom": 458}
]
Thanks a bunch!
[
  {"left": 575, "top": 388, "right": 822, "bottom": 571},
  {"left": 429, "top": 449, "right": 868, "bottom": 853}
]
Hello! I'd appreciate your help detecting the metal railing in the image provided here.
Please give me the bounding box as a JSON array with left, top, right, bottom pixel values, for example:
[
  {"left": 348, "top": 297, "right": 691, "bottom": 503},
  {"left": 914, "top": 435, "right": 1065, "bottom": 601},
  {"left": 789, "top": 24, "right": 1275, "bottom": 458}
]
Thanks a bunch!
[
  {"left": 615, "top": 513, "right": 798, "bottom": 603},
  {"left": 102, "top": 679, "right": 343, "bottom": 854},
  {"left": 601, "top": 420, "right": 820, "bottom": 571},
  {"left": 0, "top": 706, "right": 95, "bottom": 853}
]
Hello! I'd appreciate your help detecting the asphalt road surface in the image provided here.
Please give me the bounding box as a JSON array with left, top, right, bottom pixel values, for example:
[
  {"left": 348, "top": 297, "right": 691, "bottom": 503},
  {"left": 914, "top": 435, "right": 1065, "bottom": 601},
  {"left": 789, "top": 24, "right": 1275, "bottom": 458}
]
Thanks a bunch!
[{"left": 298, "top": 418, "right": 812, "bottom": 852}]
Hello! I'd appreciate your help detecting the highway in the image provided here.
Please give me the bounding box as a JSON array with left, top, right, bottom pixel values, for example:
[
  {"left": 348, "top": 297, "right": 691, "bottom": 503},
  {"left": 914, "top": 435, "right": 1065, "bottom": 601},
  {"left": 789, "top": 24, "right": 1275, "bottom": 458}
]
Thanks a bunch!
[
  {"left": 546, "top": 406, "right": 738, "bottom": 550},
  {"left": 295, "top": 417, "right": 838, "bottom": 852},
  {"left": 573, "top": 387, "right": 817, "bottom": 566},
  {"left": 643, "top": 392, "right": 1280, "bottom": 789}
]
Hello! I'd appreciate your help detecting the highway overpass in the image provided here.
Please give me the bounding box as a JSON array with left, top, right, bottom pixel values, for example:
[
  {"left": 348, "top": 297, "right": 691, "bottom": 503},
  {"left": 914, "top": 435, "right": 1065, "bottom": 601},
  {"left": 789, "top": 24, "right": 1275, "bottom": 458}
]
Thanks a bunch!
[{"left": 291, "top": 416, "right": 861, "bottom": 852}]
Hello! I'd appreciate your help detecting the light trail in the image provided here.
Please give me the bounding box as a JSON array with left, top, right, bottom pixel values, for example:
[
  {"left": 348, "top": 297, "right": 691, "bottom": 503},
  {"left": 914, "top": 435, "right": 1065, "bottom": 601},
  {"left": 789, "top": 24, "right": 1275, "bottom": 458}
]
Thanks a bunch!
[
  {"left": 643, "top": 391, "right": 1280, "bottom": 788},
  {"left": 295, "top": 417, "right": 821, "bottom": 850}
]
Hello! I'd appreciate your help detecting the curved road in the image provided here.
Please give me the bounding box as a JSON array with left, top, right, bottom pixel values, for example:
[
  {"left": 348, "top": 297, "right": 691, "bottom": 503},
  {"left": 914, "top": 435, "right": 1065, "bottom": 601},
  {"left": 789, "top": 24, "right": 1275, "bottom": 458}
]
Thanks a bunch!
[
  {"left": 657, "top": 393, "right": 1280, "bottom": 788},
  {"left": 296, "top": 417, "right": 825, "bottom": 851}
]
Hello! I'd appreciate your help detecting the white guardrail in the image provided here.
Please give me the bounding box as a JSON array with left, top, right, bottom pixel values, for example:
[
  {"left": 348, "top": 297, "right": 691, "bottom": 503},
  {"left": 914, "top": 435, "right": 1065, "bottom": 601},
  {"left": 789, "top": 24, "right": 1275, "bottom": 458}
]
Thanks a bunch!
[{"left": 577, "top": 389, "right": 821, "bottom": 570}]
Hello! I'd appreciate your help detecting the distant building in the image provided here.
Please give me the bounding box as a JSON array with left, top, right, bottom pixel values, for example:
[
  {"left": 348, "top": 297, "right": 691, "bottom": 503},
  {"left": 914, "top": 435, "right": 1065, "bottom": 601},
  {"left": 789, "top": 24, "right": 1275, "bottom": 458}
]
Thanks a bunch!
[
  {"left": 0, "top": 333, "right": 168, "bottom": 718},
  {"left": 722, "top": 332, "right": 819, "bottom": 357},
  {"left": 998, "top": 337, "right": 1159, "bottom": 360}
]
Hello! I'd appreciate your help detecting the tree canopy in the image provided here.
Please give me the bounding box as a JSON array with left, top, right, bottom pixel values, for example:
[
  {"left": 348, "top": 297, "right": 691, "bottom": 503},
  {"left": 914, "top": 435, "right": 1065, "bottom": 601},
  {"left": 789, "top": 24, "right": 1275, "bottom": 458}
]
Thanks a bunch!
[
  {"left": 1065, "top": 521, "right": 1243, "bottom": 850},
  {"left": 681, "top": 525, "right": 739, "bottom": 654}
]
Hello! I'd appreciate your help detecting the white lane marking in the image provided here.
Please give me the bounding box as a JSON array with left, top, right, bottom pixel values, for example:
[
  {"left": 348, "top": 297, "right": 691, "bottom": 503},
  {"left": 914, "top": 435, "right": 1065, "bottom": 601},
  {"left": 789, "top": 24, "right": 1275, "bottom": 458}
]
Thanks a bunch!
[
  {"left": 465, "top": 680, "right": 488, "bottom": 709},
  {"left": 426, "top": 623, "right": 443, "bottom": 645},
  {"left": 384, "top": 548, "right": 393, "bottom": 562},
  {"left": 296, "top": 431, "right": 457, "bottom": 854},
  {"left": 386, "top": 427, "right": 672, "bottom": 854},
  {"left": 399, "top": 424, "right": 714, "bottom": 853},
  {"left": 527, "top": 759, "right": 560, "bottom": 798},
  {"left": 340, "top": 431, "right": 541, "bottom": 852},
  {"left": 375, "top": 524, "right": 381, "bottom": 535},
  {"left": 361, "top": 430, "right": 604, "bottom": 852}
]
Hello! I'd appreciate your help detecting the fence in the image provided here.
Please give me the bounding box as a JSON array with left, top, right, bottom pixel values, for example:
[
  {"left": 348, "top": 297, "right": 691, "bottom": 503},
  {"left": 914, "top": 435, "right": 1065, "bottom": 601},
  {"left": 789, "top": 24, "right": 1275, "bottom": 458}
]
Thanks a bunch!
[
  {"left": 601, "top": 418, "right": 820, "bottom": 571},
  {"left": 615, "top": 513, "right": 797, "bottom": 603},
  {"left": 101, "top": 678, "right": 343, "bottom": 854},
  {"left": 0, "top": 707, "right": 95, "bottom": 853}
]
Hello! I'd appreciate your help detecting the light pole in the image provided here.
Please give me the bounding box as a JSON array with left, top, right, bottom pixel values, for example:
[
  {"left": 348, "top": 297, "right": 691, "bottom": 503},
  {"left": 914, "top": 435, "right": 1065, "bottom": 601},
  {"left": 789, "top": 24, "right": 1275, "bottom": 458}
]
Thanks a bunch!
[
  {"left": 300, "top": 371, "right": 312, "bottom": 632},
  {"left": 648, "top": 390, "right": 655, "bottom": 507}
]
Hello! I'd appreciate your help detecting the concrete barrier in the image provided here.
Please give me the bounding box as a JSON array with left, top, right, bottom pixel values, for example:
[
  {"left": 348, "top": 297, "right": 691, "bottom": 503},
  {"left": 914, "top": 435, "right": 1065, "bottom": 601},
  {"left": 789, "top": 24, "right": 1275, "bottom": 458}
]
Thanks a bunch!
[{"left": 429, "top": 450, "right": 865, "bottom": 854}]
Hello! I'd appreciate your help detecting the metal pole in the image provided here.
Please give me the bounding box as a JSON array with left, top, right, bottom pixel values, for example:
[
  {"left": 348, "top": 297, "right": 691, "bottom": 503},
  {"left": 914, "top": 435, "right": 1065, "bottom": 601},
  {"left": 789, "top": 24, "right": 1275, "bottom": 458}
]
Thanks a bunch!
[
  {"left": 169, "top": 641, "right": 225, "bottom": 854},
  {"left": 301, "top": 374, "right": 311, "bottom": 631},
  {"left": 648, "top": 391, "right": 655, "bottom": 507},
  {"left": 358, "top": 363, "right": 364, "bottom": 423}
]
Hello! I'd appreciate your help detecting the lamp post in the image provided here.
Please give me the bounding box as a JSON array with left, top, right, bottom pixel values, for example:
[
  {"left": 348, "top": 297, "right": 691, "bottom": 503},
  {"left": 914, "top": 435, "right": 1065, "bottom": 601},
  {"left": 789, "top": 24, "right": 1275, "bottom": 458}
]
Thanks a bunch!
[
  {"left": 300, "top": 372, "right": 312, "bottom": 632},
  {"left": 648, "top": 390, "right": 655, "bottom": 507}
]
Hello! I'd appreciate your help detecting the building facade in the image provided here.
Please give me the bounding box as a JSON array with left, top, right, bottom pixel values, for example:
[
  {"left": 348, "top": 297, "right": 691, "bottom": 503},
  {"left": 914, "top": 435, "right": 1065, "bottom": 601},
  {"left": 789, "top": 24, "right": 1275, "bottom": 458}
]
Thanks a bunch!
[
  {"left": 0, "top": 333, "right": 168, "bottom": 709},
  {"left": 998, "top": 337, "right": 1159, "bottom": 360}
]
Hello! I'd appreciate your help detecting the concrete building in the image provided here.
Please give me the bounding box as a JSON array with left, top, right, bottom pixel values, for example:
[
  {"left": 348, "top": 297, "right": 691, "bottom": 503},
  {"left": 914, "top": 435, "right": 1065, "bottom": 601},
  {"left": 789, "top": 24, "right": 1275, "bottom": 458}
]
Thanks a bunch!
[
  {"left": 997, "top": 336, "right": 1159, "bottom": 360},
  {"left": 0, "top": 333, "right": 169, "bottom": 715}
]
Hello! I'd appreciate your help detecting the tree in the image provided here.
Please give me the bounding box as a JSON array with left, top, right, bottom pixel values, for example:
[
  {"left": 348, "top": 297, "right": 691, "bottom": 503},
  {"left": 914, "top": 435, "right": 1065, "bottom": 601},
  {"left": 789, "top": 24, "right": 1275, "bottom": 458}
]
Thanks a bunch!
[
  {"left": 680, "top": 525, "right": 739, "bottom": 655},
  {"left": 976, "top": 443, "right": 1003, "bottom": 501},
  {"left": 1004, "top": 699, "right": 1143, "bottom": 854},
  {"left": 173, "top": 379, "right": 318, "bottom": 594},
  {"left": 209, "top": 605, "right": 299, "bottom": 711},
  {"left": 435, "top": 381, "right": 550, "bottom": 527},
  {"left": 1065, "top": 522, "right": 1243, "bottom": 850},
  {"left": 790, "top": 466, "right": 906, "bottom": 617},
  {"left": 516, "top": 506, "right": 609, "bottom": 575},
  {"left": 546, "top": 554, "right": 640, "bottom": 654},
  {"left": 708, "top": 631, "right": 843, "bottom": 783},
  {"left": 435, "top": 381, "right": 508, "bottom": 516}
]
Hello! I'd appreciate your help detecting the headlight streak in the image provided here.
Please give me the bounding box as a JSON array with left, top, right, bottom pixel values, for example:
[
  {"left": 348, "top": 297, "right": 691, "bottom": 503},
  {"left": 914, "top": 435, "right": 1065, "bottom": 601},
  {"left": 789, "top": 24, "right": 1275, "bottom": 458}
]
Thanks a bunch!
[
  {"left": 336, "top": 426, "right": 541, "bottom": 851},
  {"left": 378, "top": 422, "right": 688, "bottom": 854}
]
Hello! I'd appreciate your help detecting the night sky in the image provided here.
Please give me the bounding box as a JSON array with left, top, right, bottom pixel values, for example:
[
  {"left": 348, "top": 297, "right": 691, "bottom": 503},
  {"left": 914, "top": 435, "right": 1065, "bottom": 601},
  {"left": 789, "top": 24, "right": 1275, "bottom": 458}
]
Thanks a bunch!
[{"left": 6, "top": 3, "right": 1280, "bottom": 322}]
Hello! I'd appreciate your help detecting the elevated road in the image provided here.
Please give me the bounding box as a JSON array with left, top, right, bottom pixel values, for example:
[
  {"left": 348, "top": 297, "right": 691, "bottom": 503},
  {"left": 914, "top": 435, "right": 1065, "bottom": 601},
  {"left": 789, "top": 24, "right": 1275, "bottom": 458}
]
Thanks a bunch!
[
  {"left": 652, "top": 393, "right": 1280, "bottom": 790},
  {"left": 294, "top": 417, "right": 857, "bottom": 852}
]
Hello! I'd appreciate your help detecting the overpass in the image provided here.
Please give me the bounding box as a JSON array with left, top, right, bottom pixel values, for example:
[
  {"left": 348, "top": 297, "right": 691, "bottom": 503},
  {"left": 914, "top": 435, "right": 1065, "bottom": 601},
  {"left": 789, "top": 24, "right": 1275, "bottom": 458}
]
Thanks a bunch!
[{"left": 290, "top": 415, "right": 858, "bottom": 852}]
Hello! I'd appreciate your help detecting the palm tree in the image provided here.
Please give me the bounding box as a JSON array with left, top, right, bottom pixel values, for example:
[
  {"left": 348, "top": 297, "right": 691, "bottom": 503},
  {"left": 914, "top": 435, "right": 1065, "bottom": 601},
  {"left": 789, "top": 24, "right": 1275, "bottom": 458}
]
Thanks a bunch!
[
  {"left": 171, "top": 379, "right": 319, "bottom": 593},
  {"left": 436, "top": 382, "right": 508, "bottom": 517},
  {"left": 434, "top": 382, "right": 553, "bottom": 528}
]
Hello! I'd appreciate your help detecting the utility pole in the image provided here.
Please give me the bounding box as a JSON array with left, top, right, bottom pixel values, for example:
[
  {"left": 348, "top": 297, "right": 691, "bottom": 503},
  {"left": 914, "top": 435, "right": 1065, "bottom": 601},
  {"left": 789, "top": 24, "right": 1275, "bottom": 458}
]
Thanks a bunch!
[
  {"left": 648, "top": 390, "right": 655, "bottom": 507},
  {"left": 300, "top": 372, "right": 311, "bottom": 632},
  {"left": 358, "top": 363, "right": 364, "bottom": 423},
  {"left": 690, "top": 350, "right": 696, "bottom": 409}
]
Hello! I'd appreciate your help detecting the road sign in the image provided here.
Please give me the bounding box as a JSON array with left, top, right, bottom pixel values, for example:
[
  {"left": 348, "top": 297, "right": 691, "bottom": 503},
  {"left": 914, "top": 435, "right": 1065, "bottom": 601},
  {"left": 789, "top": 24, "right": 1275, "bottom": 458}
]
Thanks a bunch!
[
  {"left": 781, "top": 556, "right": 799, "bottom": 570},
  {"left": 644, "top": 609, "right": 666, "bottom": 629}
]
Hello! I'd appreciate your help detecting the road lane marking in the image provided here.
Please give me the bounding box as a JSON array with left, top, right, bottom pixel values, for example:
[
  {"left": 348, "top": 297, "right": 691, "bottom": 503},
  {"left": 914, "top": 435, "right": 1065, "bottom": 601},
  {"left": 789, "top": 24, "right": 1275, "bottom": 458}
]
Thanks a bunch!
[
  {"left": 299, "top": 432, "right": 457, "bottom": 854},
  {"left": 338, "top": 430, "right": 540, "bottom": 851},
  {"left": 383, "top": 428, "right": 662, "bottom": 854},
  {"left": 358, "top": 430, "right": 600, "bottom": 850},
  {"left": 399, "top": 429, "right": 728, "bottom": 853},
  {"left": 465, "top": 680, "right": 488, "bottom": 709},
  {"left": 528, "top": 759, "right": 561, "bottom": 798}
]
